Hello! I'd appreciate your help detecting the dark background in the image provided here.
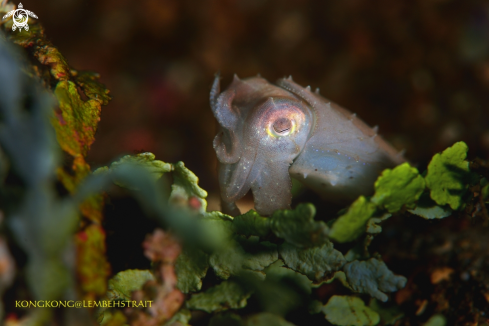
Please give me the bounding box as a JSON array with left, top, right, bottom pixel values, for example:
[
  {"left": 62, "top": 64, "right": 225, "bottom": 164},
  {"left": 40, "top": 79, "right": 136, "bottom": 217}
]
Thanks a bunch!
[{"left": 26, "top": 0, "right": 489, "bottom": 208}]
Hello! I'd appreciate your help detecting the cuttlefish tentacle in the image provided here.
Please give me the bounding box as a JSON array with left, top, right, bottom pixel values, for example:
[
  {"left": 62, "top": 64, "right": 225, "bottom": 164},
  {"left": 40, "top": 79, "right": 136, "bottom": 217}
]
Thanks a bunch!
[
  {"left": 211, "top": 76, "right": 242, "bottom": 164},
  {"left": 217, "top": 161, "right": 239, "bottom": 216},
  {"left": 210, "top": 73, "right": 221, "bottom": 109},
  {"left": 219, "top": 148, "right": 258, "bottom": 202},
  {"left": 217, "top": 152, "right": 256, "bottom": 216}
]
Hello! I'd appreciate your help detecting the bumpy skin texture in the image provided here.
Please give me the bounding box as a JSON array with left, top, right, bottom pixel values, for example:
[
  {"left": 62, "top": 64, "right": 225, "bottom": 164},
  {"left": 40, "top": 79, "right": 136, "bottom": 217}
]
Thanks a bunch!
[{"left": 210, "top": 75, "right": 405, "bottom": 216}]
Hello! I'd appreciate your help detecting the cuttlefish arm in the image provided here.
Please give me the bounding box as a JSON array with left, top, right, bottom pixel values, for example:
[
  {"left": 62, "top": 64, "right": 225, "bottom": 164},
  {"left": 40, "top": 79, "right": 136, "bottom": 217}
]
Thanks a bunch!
[
  {"left": 210, "top": 75, "right": 241, "bottom": 164},
  {"left": 211, "top": 75, "right": 404, "bottom": 216}
]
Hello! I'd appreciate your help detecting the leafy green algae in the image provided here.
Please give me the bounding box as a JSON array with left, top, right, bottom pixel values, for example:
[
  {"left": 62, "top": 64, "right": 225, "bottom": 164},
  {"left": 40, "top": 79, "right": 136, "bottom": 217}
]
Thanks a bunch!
[
  {"left": 343, "top": 259, "right": 407, "bottom": 302},
  {"left": 270, "top": 203, "right": 329, "bottom": 247},
  {"left": 279, "top": 241, "right": 345, "bottom": 283},
  {"left": 234, "top": 210, "right": 271, "bottom": 238},
  {"left": 209, "top": 236, "right": 278, "bottom": 280},
  {"left": 171, "top": 161, "right": 208, "bottom": 213},
  {"left": 53, "top": 81, "right": 103, "bottom": 158},
  {"left": 245, "top": 313, "right": 297, "bottom": 326},
  {"left": 107, "top": 270, "right": 155, "bottom": 301},
  {"left": 264, "top": 260, "right": 312, "bottom": 295},
  {"left": 423, "top": 314, "right": 447, "bottom": 326},
  {"left": 209, "top": 312, "right": 298, "bottom": 326},
  {"left": 408, "top": 193, "right": 453, "bottom": 219},
  {"left": 329, "top": 196, "right": 377, "bottom": 243},
  {"left": 322, "top": 295, "right": 380, "bottom": 326},
  {"left": 187, "top": 281, "right": 252, "bottom": 313},
  {"left": 89, "top": 136, "right": 487, "bottom": 324},
  {"left": 425, "top": 141, "right": 472, "bottom": 210},
  {"left": 482, "top": 179, "right": 489, "bottom": 203},
  {"left": 94, "top": 152, "right": 415, "bottom": 324},
  {"left": 368, "top": 299, "right": 404, "bottom": 325},
  {"left": 209, "top": 313, "right": 245, "bottom": 326},
  {"left": 371, "top": 162, "right": 425, "bottom": 212},
  {"left": 234, "top": 203, "right": 329, "bottom": 247},
  {"left": 175, "top": 248, "right": 209, "bottom": 293}
]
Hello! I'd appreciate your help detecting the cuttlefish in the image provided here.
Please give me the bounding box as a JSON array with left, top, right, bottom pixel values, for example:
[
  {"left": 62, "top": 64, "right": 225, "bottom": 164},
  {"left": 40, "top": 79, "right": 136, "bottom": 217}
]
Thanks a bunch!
[{"left": 210, "top": 75, "right": 405, "bottom": 216}]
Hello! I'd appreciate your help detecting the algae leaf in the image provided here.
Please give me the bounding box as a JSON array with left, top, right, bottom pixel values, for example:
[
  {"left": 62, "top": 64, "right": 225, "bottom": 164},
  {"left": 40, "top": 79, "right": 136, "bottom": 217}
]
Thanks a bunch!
[
  {"left": 371, "top": 163, "right": 425, "bottom": 212},
  {"left": 51, "top": 66, "right": 110, "bottom": 226},
  {"left": 201, "top": 211, "right": 235, "bottom": 250},
  {"left": 369, "top": 299, "right": 404, "bottom": 325},
  {"left": 210, "top": 312, "right": 297, "bottom": 326},
  {"left": 246, "top": 312, "right": 297, "bottom": 326},
  {"left": 279, "top": 241, "right": 345, "bottom": 283},
  {"left": 51, "top": 69, "right": 110, "bottom": 300},
  {"left": 329, "top": 196, "right": 377, "bottom": 243},
  {"left": 343, "top": 258, "right": 407, "bottom": 302},
  {"left": 245, "top": 260, "right": 311, "bottom": 316},
  {"left": 95, "top": 152, "right": 172, "bottom": 189},
  {"left": 233, "top": 204, "right": 330, "bottom": 247},
  {"left": 96, "top": 154, "right": 210, "bottom": 214},
  {"left": 209, "top": 236, "right": 278, "bottom": 280},
  {"left": 209, "top": 313, "right": 245, "bottom": 326},
  {"left": 171, "top": 161, "right": 208, "bottom": 213},
  {"left": 164, "top": 309, "right": 192, "bottom": 326},
  {"left": 408, "top": 205, "right": 452, "bottom": 220},
  {"left": 238, "top": 237, "right": 278, "bottom": 274},
  {"left": 269, "top": 203, "right": 329, "bottom": 247},
  {"left": 76, "top": 224, "right": 111, "bottom": 296},
  {"left": 423, "top": 314, "right": 446, "bottom": 326},
  {"left": 265, "top": 260, "right": 312, "bottom": 295},
  {"left": 233, "top": 210, "right": 271, "bottom": 238},
  {"left": 425, "top": 141, "right": 472, "bottom": 210},
  {"left": 107, "top": 269, "right": 155, "bottom": 301},
  {"left": 187, "top": 281, "right": 252, "bottom": 313},
  {"left": 53, "top": 81, "right": 102, "bottom": 159},
  {"left": 111, "top": 153, "right": 171, "bottom": 180},
  {"left": 73, "top": 70, "right": 111, "bottom": 105},
  {"left": 366, "top": 213, "right": 391, "bottom": 235},
  {"left": 99, "top": 310, "right": 127, "bottom": 326},
  {"left": 322, "top": 295, "right": 380, "bottom": 326},
  {"left": 408, "top": 193, "right": 452, "bottom": 219},
  {"left": 175, "top": 248, "right": 209, "bottom": 293},
  {"left": 209, "top": 244, "right": 245, "bottom": 280}
]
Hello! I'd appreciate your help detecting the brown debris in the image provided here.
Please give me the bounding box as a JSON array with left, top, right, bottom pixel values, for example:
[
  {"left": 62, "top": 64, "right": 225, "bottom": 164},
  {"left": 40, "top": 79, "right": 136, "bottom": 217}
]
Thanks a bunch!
[
  {"left": 126, "top": 229, "right": 184, "bottom": 326},
  {"left": 415, "top": 299, "right": 428, "bottom": 316},
  {"left": 430, "top": 267, "right": 454, "bottom": 284}
]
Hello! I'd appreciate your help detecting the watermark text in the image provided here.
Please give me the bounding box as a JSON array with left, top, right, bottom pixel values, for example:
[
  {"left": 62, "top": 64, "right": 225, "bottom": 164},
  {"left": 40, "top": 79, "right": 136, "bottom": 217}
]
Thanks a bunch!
[{"left": 15, "top": 300, "right": 153, "bottom": 308}]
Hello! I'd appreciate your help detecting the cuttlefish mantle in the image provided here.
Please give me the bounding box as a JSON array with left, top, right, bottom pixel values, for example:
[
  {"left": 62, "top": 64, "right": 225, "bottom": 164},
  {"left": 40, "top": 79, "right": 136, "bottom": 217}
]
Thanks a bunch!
[{"left": 210, "top": 74, "right": 405, "bottom": 216}]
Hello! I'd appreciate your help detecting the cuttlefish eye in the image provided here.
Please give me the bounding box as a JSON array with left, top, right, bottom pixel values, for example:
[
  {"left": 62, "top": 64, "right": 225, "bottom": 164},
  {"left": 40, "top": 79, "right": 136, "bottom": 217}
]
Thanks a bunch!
[
  {"left": 269, "top": 117, "right": 296, "bottom": 137},
  {"left": 273, "top": 117, "right": 292, "bottom": 133}
]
